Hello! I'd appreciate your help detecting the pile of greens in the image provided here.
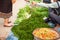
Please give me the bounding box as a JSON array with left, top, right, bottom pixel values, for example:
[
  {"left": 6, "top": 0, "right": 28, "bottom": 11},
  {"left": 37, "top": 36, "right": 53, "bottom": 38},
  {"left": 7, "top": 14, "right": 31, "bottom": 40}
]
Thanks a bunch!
[{"left": 12, "top": 6, "right": 51, "bottom": 40}]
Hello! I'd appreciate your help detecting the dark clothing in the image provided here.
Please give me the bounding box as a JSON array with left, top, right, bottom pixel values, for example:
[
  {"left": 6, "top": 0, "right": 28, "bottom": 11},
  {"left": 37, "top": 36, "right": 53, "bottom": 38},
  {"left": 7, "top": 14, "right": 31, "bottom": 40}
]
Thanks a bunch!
[
  {"left": 0, "top": 0, "right": 12, "bottom": 18},
  {"left": 49, "top": 9, "right": 60, "bottom": 24},
  {"left": 0, "top": 0, "right": 12, "bottom": 13},
  {"left": 49, "top": 8, "right": 60, "bottom": 24}
]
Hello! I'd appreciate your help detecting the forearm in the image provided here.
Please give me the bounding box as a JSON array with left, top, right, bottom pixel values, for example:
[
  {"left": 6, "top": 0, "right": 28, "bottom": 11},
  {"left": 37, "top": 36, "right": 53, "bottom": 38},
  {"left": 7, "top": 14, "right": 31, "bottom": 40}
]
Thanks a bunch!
[
  {"left": 36, "top": 2, "right": 58, "bottom": 8},
  {"left": 36, "top": 3, "right": 49, "bottom": 8}
]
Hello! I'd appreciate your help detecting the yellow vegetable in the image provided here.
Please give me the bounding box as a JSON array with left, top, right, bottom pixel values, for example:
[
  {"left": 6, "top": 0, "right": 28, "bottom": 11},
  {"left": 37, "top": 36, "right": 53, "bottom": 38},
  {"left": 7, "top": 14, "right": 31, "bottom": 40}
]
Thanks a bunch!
[{"left": 33, "top": 28, "right": 59, "bottom": 40}]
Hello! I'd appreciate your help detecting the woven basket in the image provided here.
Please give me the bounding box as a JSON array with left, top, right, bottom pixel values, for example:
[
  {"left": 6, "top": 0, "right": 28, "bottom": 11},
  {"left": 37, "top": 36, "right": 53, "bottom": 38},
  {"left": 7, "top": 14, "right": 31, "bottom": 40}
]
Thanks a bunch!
[{"left": 33, "top": 28, "right": 60, "bottom": 40}]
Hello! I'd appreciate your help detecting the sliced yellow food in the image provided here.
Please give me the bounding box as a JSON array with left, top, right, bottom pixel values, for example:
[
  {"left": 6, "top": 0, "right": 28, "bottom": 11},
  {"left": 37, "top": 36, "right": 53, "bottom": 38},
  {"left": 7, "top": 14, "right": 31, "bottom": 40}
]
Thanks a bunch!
[{"left": 33, "top": 28, "right": 59, "bottom": 39}]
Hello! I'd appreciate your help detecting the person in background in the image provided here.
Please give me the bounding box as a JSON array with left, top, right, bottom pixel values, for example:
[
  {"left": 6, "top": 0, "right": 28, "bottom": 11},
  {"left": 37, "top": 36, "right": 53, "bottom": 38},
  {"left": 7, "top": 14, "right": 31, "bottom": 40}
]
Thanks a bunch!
[
  {"left": 32, "top": 0, "right": 60, "bottom": 31},
  {"left": 0, "top": 0, "right": 16, "bottom": 27}
]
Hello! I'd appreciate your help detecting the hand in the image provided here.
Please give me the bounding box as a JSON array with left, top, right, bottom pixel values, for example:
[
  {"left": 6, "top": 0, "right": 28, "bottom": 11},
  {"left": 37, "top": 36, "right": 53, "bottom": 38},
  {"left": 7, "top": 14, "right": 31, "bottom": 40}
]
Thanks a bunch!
[
  {"left": 32, "top": 1, "right": 36, "bottom": 6},
  {"left": 12, "top": 0, "right": 16, "bottom": 4}
]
